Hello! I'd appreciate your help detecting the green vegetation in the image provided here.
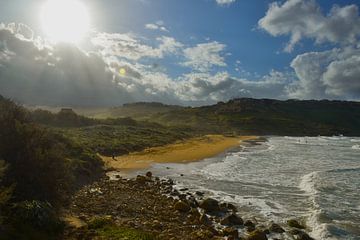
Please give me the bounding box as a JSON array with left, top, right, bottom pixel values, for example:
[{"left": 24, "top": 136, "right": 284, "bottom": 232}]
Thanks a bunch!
[
  {"left": 58, "top": 125, "right": 192, "bottom": 156},
  {"left": 87, "top": 217, "right": 156, "bottom": 240},
  {"left": 0, "top": 96, "right": 102, "bottom": 239},
  {"left": 147, "top": 99, "right": 360, "bottom": 136}
]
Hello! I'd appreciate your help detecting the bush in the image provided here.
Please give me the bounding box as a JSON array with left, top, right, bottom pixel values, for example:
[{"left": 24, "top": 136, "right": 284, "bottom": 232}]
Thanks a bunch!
[{"left": 9, "top": 200, "right": 64, "bottom": 232}]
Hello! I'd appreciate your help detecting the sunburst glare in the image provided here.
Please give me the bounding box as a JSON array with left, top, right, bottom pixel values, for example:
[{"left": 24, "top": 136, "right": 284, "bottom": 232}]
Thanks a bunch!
[{"left": 40, "top": 0, "right": 90, "bottom": 43}]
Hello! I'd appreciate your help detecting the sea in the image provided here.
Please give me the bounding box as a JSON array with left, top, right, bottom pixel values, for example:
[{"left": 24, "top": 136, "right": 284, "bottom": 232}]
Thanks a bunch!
[{"left": 139, "top": 136, "right": 360, "bottom": 240}]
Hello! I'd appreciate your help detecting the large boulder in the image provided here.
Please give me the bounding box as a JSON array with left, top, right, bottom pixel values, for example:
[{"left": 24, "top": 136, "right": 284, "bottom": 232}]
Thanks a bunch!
[
  {"left": 199, "top": 198, "right": 220, "bottom": 213},
  {"left": 220, "top": 214, "right": 244, "bottom": 226},
  {"left": 174, "top": 201, "right": 191, "bottom": 212}
]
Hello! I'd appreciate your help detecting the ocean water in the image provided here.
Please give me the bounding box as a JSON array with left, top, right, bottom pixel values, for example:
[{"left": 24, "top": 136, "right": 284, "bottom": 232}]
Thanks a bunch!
[{"left": 143, "top": 136, "right": 360, "bottom": 240}]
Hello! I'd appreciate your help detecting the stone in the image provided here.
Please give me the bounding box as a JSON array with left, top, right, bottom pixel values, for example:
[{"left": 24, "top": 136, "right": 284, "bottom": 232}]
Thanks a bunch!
[
  {"left": 289, "top": 229, "right": 314, "bottom": 240},
  {"left": 287, "top": 219, "right": 305, "bottom": 229},
  {"left": 174, "top": 201, "right": 191, "bottom": 212},
  {"left": 199, "top": 214, "right": 211, "bottom": 225},
  {"left": 199, "top": 198, "right": 220, "bottom": 213},
  {"left": 269, "top": 223, "right": 285, "bottom": 233},
  {"left": 220, "top": 214, "right": 244, "bottom": 226},
  {"left": 136, "top": 175, "right": 147, "bottom": 184},
  {"left": 246, "top": 229, "right": 267, "bottom": 240},
  {"left": 146, "top": 171, "right": 152, "bottom": 178},
  {"left": 195, "top": 191, "right": 204, "bottom": 196},
  {"left": 223, "top": 227, "right": 239, "bottom": 238}
]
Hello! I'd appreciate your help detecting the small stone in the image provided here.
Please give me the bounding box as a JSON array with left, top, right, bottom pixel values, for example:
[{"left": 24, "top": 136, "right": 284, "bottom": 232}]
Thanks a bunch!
[
  {"left": 174, "top": 201, "right": 191, "bottom": 212},
  {"left": 195, "top": 191, "right": 204, "bottom": 196},
  {"left": 246, "top": 229, "right": 267, "bottom": 240},
  {"left": 269, "top": 223, "right": 285, "bottom": 233},
  {"left": 136, "top": 175, "right": 147, "bottom": 184},
  {"left": 223, "top": 227, "right": 239, "bottom": 238},
  {"left": 289, "top": 229, "right": 314, "bottom": 240},
  {"left": 287, "top": 219, "right": 305, "bottom": 229},
  {"left": 199, "top": 214, "right": 211, "bottom": 225},
  {"left": 220, "top": 214, "right": 244, "bottom": 226},
  {"left": 146, "top": 171, "right": 153, "bottom": 178}
]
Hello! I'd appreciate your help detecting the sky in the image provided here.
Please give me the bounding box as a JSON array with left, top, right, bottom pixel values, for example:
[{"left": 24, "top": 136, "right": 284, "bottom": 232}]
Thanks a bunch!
[{"left": 0, "top": 0, "right": 360, "bottom": 107}]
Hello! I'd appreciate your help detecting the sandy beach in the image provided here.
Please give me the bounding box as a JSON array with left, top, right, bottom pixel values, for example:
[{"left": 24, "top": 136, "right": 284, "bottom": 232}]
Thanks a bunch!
[{"left": 101, "top": 135, "right": 258, "bottom": 172}]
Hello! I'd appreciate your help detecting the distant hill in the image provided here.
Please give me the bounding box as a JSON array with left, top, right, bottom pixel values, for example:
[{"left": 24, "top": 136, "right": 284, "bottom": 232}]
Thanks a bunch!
[
  {"left": 27, "top": 98, "right": 360, "bottom": 136},
  {"left": 147, "top": 98, "right": 360, "bottom": 136}
]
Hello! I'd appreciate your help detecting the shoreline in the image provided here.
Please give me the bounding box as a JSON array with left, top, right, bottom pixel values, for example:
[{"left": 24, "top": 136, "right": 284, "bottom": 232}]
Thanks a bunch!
[{"left": 101, "top": 135, "right": 259, "bottom": 172}]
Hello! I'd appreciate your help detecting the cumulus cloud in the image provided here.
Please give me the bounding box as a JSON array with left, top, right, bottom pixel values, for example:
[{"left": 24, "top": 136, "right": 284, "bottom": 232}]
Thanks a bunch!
[
  {"left": 92, "top": 33, "right": 182, "bottom": 61},
  {"left": 176, "top": 70, "right": 291, "bottom": 105},
  {"left": 259, "top": 0, "right": 360, "bottom": 52},
  {"left": 145, "top": 21, "right": 169, "bottom": 32},
  {"left": 216, "top": 0, "right": 236, "bottom": 6},
  {"left": 288, "top": 47, "right": 360, "bottom": 99},
  {"left": 182, "top": 42, "right": 227, "bottom": 72}
]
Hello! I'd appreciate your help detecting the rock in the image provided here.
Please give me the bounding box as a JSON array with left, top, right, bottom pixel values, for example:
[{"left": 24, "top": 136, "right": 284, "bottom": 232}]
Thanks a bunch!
[
  {"left": 195, "top": 191, "right": 204, "bottom": 196},
  {"left": 289, "top": 229, "right": 314, "bottom": 240},
  {"left": 146, "top": 171, "right": 152, "bottom": 178},
  {"left": 179, "top": 188, "right": 189, "bottom": 191},
  {"left": 287, "top": 219, "right": 305, "bottom": 229},
  {"left": 223, "top": 227, "right": 239, "bottom": 239},
  {"left": 220, "top": 214, "right": 244, "bottom": 226},
  {"left": 174, "top": 201, "right": 191, "bottom": 212},
  {"left": 199, "top": 198, "right": 220, "bottom": 213},
  {"left": 245, "top": 220, "right": 256, "bottom": 232},
  {"left": 246, "top": 229, "right": 267, "bottom": 240},
  {"left": 227, "top": 203, "right": 238, "bottom": 212},
  {"left": 199, "top": 214, "right": 211, "bottom": 225},
  {"left": 136, "top": 175, "right": 147, "bottom": 184},
  {"left": 269, "top": 223, "right": 285, "bottom": 233}
]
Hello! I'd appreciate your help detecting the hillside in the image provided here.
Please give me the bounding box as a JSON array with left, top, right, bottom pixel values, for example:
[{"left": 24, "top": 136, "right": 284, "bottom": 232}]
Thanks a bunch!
[{"left": 146, "top": 98, "right": 360, "bottom": 136}]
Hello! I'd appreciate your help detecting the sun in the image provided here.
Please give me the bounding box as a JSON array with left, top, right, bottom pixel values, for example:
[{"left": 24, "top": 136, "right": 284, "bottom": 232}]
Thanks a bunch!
[{"left": 40, "top": 0, "right": 90, "bottom": 43}]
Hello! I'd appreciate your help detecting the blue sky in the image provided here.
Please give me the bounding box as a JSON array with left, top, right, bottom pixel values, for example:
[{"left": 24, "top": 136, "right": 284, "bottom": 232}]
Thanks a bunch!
[{"left": 0, "top": 0, "right": 360, "bottom": 106}]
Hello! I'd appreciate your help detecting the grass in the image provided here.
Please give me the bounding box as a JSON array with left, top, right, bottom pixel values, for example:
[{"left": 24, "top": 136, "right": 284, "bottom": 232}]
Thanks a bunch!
[
  {"left": 58, "top": 124, "right": 193, "bottom": 157},
  {"left": 88, "top": 217, "right": 156, "bottom": 240}
]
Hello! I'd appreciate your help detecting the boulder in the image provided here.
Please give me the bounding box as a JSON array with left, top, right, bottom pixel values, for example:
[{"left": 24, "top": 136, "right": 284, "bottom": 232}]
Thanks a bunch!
[
  {"left": 220, "top": 214, "right": 244, "bottom": 226},
  {"left": 174, "top": 201, "right": 191, "bottom": 212},
  {"left": 287, "top": 219, "right": 305, "bottom": 229},
  {"left": 269, "top": 223, "right": 285, "bottom": 233},
  {"left": 223, "top": 227, "right": 239, "bottom": 239},
  {"left": 199, "top": 198, "right": 220, "bottom": 213},
  {"left": 246, "top": 229, "right": 267, "bottom": 240}
]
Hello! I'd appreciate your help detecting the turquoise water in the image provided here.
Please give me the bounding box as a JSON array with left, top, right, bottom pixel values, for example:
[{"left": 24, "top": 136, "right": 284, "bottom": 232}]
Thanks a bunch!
[{"left": 144, "top": 136, "right": 360, "bottom": 240}]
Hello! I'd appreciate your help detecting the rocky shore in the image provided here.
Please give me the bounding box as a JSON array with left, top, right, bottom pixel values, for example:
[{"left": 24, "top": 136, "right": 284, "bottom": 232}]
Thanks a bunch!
[{"left": 64, "top": 172, "right": 314, "bottom": 240}]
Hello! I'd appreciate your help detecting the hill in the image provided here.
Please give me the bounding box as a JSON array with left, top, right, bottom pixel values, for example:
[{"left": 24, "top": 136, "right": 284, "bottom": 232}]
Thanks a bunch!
[{"left": 147, "top": 98, "right": 360, "bottom": 136}]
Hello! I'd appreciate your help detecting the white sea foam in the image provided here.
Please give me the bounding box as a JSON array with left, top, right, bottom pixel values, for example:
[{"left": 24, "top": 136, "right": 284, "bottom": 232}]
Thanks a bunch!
[{"left": 351, "top": 144, "right": 360, "bottom": 150}]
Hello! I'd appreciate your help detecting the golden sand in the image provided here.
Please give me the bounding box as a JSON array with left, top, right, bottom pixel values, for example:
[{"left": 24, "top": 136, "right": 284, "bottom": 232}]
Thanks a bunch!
[{"left": 101, "top": 135, "right": 258, "bottom": 172}]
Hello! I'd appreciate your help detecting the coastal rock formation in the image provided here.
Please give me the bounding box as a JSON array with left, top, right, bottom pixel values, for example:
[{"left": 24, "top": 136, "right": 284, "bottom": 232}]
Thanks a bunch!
[
  {"left": 220, "top": 214, "right": 244, "bottom": 226},
  {"left": 199, "top": 198, "right": 220, "bottom": 213}
]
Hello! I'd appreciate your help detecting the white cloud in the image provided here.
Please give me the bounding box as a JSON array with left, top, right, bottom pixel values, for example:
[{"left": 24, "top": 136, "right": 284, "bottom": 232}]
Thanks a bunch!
[
  {"left": 91, "top": 33, "right": 182, "bottom": 61},
  {"left": 145, "top": 21, "right": 169, "bottom": 32},
  {"left": 216, "top": 0, "right": 236, "bottom": 6},
  {"left": 259, "top": 0, "right": 360, "bottom": 52},
  {"left": 288, "top": 46, "right": 360, "bottom": 99},
  {"left": 182, "top": 41, "right": 227, "bottom": 72}
]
